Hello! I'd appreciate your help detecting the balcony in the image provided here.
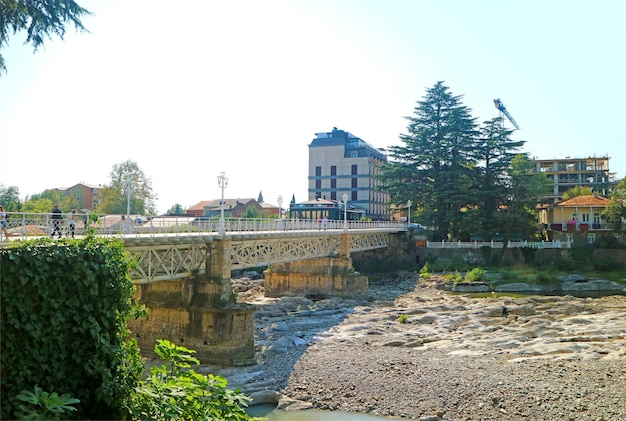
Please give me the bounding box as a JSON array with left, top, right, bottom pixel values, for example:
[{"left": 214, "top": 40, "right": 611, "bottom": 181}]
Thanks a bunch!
[{"left": 548, "top": 223, "right": 610, "bottom": 231}]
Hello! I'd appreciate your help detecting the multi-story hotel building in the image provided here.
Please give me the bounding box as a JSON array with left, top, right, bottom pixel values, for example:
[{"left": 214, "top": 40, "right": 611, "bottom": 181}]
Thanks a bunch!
[
  {"left": 532, "top": 156, "right": 615, "bottom": 203},
  {"left": 308, "top": 127, "right": 390, "bottom": 220}
]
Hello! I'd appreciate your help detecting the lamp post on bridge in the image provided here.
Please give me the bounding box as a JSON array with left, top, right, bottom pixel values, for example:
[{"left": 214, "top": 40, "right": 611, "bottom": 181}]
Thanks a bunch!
[
  {"left": 277, "top": 195, "right": 283, "bottom": 230},
  {"left": 342, "top": 193, "right": 348, "bottom": 232},
  {"left": 217, "top": 172, "right": 228, "bottom": 235},
  {"left": 123, "top": 179, "right": 132, "bottom": 234}
]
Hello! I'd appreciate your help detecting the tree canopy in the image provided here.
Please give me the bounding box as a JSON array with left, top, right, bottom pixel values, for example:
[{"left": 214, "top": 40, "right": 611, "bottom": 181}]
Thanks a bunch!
[
  {"left": 0, "top": 0, "right": 91, "bottom": 73},
  {"left": 562, "top": 185, "right": 593, "bottom": 199},
  {"left": 602, "top": 178, "right": 626, "bottom": 231},
  {"left": 378, "top": 81, "right": 548, "bottom": 241},
  {"left": 0, "top": 184, "right": 21, "bottom": 211},
  {"left": 97, "top": 160, "right": 158, "bottom": 216}
]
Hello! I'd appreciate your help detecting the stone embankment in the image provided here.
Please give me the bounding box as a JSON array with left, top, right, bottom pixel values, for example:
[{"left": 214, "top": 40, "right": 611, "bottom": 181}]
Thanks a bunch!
[{"left": 195, "top": 273, "right": 625, "bottom": 421}]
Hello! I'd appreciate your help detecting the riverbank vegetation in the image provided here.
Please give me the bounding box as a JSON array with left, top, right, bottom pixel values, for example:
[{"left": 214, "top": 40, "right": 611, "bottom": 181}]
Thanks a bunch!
[{"left": 0, "top": 237, "right": 263, "bottom": 420}]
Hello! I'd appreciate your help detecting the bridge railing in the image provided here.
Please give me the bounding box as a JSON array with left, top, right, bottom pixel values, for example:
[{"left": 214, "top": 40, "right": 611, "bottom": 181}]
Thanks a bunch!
[{"left": 1, "top": 212, "right": 405, "bottom": 240}]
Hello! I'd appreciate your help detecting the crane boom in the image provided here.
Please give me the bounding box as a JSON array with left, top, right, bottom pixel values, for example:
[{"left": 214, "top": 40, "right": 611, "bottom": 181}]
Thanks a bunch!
[{"left": 493, "top": 98, "right": 520, "bottom": 130}]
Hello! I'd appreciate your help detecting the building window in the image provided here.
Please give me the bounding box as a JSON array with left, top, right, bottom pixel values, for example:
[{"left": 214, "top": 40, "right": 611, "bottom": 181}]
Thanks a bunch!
[
  {"left": 352, "top": 178, "right": 357, "bottom": 188},
  {"left": 587, "top": 233, "right": 596, "bottom": 244},
  {"left": 352, "top": 191, "right": 357, "bottom": 201},
  {"left": 331, "top": 179, "right": 336, "bottom": 189},
  {"left": 316, "top": 166, "right": 321, "bottom": 176},
  {"left": 566, "top": 233, "right": 573, "bottom": 243},
  {"left": 331, "top": 191, "right": 336, "bottom": 201},
  {"left": 351, "top": 165, "right": 357, "bottom": 175},
  {"left": 581, "top": 213, "right": 590, "bottom": 222},
  {"left": 593, "top": 213, "right": 601, "bottom": 224},
  {"left": 330, "top": 166, "right": 336, "bottom": 176},
  {"left": 315, "top": 180, "right": 321, "bottom": 189},
  {"left": 351, "top": 151, "right": 358, "bottom": 158}
]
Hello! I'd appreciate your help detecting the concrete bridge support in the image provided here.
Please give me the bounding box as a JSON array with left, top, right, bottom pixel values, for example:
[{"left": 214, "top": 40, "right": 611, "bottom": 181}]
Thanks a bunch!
[
  {"left": 264, "top": 234, "right": 368, "bottom": 298},
  {"left": 129, "top": 238, "right": 257, "bottom": 366}
]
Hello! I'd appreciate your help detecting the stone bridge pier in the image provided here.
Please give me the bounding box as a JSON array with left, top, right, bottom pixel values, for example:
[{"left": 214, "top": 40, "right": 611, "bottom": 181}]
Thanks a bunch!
[
  {"left": 127, "top": 232, "right": 387, "bottom": 365},
  {"left": 264, "top": 233, "right": 368, "bottom": 298},
  {"left": 128, "top": 238, "right": 256, "bottom": 366}
]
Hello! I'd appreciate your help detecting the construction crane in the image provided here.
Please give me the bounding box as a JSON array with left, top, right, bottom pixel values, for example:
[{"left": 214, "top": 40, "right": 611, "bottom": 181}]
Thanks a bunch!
[{"left": 493, "top": 98, "right": 520, "bottom": 130}]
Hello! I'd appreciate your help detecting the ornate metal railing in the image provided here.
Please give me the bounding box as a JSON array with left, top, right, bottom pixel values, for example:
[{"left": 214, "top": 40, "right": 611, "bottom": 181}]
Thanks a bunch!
[{"left": 0, "top": 212, "right": 405, "bottom": 241}]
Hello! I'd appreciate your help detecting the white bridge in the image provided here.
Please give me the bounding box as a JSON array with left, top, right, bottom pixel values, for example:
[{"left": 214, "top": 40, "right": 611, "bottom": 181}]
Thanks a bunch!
[
  {"left": 124, "top": 229, "right": 396, "bottom": 283},
  {"left": 1, "top": 213, "right": 405, "bottom": 283}
]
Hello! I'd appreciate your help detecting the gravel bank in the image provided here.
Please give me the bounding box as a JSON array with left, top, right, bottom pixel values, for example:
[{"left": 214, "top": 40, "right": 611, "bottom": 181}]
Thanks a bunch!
[{"left": 219, "top": 273, "right": 626, "bottom": 421}]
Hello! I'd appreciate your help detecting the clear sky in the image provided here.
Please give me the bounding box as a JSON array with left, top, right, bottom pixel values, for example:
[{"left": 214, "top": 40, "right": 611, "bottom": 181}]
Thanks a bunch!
[{"left": 1, "top": 0, "right": 624, "bottom": 214}]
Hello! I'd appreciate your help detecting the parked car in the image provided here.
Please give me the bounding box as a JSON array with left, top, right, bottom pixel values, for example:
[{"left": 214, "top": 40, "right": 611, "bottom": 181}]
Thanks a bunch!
[{"left": 408, "top": 223, "right": 426, "bottom": 230}]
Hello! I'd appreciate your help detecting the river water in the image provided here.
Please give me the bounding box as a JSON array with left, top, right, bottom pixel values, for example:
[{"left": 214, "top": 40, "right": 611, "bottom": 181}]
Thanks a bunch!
[{"left": 247, "top": 404, "right": 399, "bottom": 420}]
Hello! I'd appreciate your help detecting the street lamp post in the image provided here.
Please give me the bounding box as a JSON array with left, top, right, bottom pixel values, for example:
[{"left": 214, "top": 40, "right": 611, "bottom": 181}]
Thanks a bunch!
[
  {"left": 123, "top": 179, "right": 132, "bottom": 234},
  {"left": 342, "top": 193, "right": 348, "bottom": 232},
  {"left": 407, "top": 200, "right": 412, "bottom": 227},
  {"left": 217, "top": 172, "right": 228, "bottom": 235},
  {"left": 277, "top": 195, "right": 283, "bottom": 230}
]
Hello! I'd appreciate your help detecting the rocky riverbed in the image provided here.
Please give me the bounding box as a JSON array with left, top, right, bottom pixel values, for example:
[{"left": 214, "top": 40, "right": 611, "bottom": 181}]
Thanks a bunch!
[{"left": 197, "top": 273, "right": 626, "bottom": 421}]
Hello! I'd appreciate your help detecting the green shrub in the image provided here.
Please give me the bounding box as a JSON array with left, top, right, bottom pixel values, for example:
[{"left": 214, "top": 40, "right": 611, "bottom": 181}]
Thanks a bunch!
[
  {"left": 1, "top": 237, "right": 144, "bottom": 420},
  {"left": 15, "top": 386, "right": 80, "bottom": 421},
  {"left": 594, "top": 236, "right": 624, "bottom": 249},
  {"left": 397, "top": 314, "right": 409, "bottom": 324},
  {"left": 536, "top": 270, "right": 558, "bottom": 285},
  {"left": 464, "top": 267, "right": 486, "bottom": 282},
  {"left": 129, "top": 339, "right": 264, "bottom": 421},
  {"left": 419, "top": 262, "right": 430, "bottom": 277},
  {"left": 442, "top": 271, "right": 463, "bottom": 283}
]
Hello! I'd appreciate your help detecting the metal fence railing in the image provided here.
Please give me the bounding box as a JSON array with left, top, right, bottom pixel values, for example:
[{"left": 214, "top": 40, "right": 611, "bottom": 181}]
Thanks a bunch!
[
  {"left": 426, "top": 240, "right": 570, "bottom": 249},
  {"left": 0, "top": 212, "right": 406, "bottom": 241}
]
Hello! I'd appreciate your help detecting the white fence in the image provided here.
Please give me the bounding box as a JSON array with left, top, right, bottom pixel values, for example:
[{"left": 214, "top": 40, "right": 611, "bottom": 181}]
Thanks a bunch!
[
  {"left": 0, "top": 212, "right": 405, "bottom": 241},
  {"left": 426, "top": 240, "right": 569, "bottom": 249}
]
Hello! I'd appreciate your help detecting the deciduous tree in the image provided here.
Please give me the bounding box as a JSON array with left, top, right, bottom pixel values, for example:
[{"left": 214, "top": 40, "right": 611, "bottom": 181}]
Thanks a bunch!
[
  {"left": 98, "top": 160, "right": 158, "bottom": 216},
  {"left": 602, "top": 178, "right": 626, "bottom": 231},
  {"left": 0, "top": 184, "right": 21, "bottom": 210}
]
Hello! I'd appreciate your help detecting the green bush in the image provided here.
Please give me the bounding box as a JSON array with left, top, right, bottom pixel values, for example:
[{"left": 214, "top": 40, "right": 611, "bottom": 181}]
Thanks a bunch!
[
  {"left": 1, "top": 237, "right": 144, "bottom": 420},
  {"left": 15, "top": 386, "right": 80, "bottom": 421},
  {"left": 464, "top": 267, "right": 486, "bottom": 282},
  {"left": 129, "top": 339, "right": 264, "bottom": 421},
  {"left": 594, "top": 236, "right": 624, "bottom": 249},
  {"left": 536, "top": 270, "right": 559, "bottom": 285}
]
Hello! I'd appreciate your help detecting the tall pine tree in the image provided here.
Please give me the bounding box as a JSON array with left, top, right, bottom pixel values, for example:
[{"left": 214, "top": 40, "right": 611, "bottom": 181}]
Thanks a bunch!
[
  {"left": 469, "top": 117, "right": 525, "bottom": 239},
  {"left": 380, "top": 82, "right": 478, "bottom": 240}
]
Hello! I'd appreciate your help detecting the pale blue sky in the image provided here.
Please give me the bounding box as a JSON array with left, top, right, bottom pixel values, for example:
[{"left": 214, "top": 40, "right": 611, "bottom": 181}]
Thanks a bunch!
[{"left": 1, "top": 0, "right": 624, "bottom": 214}]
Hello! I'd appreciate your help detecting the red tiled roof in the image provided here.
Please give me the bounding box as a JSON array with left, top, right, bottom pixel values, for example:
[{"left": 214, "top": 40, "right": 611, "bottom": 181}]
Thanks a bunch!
[{"left": 555, "top": 195, "right": 611, "bottom": 207}]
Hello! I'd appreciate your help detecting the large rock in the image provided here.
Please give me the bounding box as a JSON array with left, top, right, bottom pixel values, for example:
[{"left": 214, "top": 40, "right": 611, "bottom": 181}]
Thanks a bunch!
[
  {"left": 452, "top": 282, "right": 491, "bottom": 292},
  {"left": 561, "top": 279, "right": 625, "bottom": 292}
]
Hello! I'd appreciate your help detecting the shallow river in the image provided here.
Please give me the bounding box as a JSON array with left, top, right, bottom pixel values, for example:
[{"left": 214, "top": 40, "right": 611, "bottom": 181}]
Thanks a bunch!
[{"left": 248, "top": 404, "right": 397, "bottom": 420}]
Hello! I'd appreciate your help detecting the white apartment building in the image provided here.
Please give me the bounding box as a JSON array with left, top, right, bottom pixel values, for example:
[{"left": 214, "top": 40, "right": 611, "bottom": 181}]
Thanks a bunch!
[{"left": 308, "top": 127, "right": 390, "bottom": 220}]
